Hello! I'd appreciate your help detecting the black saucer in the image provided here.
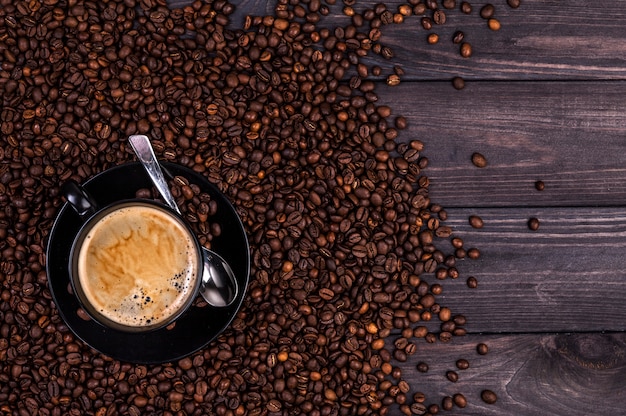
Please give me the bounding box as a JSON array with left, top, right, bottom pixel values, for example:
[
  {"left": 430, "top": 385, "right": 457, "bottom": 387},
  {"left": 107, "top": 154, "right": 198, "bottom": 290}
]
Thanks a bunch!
[{"left": 46, "top": 162, "right": 250, "bottom": 364}]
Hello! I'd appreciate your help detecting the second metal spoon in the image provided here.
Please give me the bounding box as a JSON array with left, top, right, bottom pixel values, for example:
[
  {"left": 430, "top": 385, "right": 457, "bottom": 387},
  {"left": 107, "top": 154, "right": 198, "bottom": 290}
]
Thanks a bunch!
[{"left": 128, "top": 134, "right": 239, "bottom": 308}]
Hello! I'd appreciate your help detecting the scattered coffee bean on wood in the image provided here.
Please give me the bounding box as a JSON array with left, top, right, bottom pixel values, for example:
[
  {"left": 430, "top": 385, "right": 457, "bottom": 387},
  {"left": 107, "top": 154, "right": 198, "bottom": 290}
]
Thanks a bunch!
[
  {"left": 460, "top": 42, "right": 473, "bottom": 57},
  {"left": 442, "top": 0, "right": 457, "bottom": 10},
  {"left": 442, "top": 396, "right": 454, "bottom": 410},
  {"left": 469, "top": 215, "right": 484, "bottom": 228},
  {"left": 433, "top": 10, "right": 447, "bottom": 25},
  {"left": 452, "top": 76, "right": 466, "bottom": 90},
  {"left": 535, "top": 180, "right": 545, "bottom": 191},
  {"left": 488, "top": 18, "right": 501, "bottom": 30},
  {"left": 411, "top": 402, "right": 428, "bottom": 415},
  {"left": 472, "top": 152, "right": 488, "bottom": 167},
  {"left": 417, "top": 362, "right": 430, "bottom": 373},
  {"left": 456, "top": 358, "right": 471, "bottom": 370},
  {"left": 429, "top": 404, "right": 441, "bottom": 414},
  {"left": 467, "top": 247, "right": 482, "bottom": 259},
  {"left": 414, "top": 391, "right": 427, "bottom": 403},
  {"left": 480, "top": 4, "right": 496, "bottom": 19},
  {"left": 446, "top": 370, "right": 459, "bottom": 382},
  {"left": 387, "top": 74, "right": 401, "bottom": 86},
  {"left": 507, "top": 0, "right": 521, "bottom": 8},
  {"left": 467, "top": 276, "right": 478, "bottom": 288},
  {"left": 477, "top": 342, "right": 489, "bottom": 355},
  {"left": 481, "top": 389, "right": 498, "bottom": 404},
  {"left": 453, "top": 393, "right": 468, "bottom": 408},
  {"left": 528, "top": 217, "right": 540, "bottom": 231}
]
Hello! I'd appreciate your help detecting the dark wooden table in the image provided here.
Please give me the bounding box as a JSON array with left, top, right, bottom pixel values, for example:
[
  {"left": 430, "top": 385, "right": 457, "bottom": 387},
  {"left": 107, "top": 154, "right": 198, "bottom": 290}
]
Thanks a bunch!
[{"left": 221, "top": 1, "right": 626, "bottom": 414}]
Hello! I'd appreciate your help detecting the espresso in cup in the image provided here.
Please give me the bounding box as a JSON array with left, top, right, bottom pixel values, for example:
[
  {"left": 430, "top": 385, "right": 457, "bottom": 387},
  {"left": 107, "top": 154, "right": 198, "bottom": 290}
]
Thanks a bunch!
[{"left": 70, "top": 201, "right": 202, "bottom": 331}]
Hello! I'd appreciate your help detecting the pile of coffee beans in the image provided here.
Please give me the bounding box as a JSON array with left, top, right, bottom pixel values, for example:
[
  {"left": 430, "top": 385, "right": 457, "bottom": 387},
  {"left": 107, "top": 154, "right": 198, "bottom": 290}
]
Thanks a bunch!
[{"left": 0, "top": 0, "right": 515, "bottom": 414}]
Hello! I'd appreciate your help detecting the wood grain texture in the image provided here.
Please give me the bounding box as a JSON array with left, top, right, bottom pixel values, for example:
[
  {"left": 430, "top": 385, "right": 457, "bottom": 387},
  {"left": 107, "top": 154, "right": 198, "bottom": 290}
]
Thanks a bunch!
[
  {"left": 365, "top": 0, "right": 626, "bottom": 80},
  {"left": 398, "top": 333, "right": 626, "bottom": 415},
  {"left": 431, "top": 206, "right": 626, "bottom": 333},
  {"left": 383, "top": 81, "right": 626, "bottom": 208}
]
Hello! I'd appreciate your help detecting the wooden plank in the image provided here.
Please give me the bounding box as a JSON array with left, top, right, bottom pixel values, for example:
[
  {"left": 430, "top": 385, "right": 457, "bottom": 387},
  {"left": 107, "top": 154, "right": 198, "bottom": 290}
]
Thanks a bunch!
[
  {"left": 397, "top": 333, "right": 626, "bottom": 415},
  {"left": 428, "top": 206, "right": 626, "bottom": 333},
  {"left": 170, "top": 0, "right": 626, "bottom": 80},
  {"left": 383, "top": 81, "right": 626, "bottom": 208},
  {"left": 365, "top": 0, "right": 626, "bottom": 80}
]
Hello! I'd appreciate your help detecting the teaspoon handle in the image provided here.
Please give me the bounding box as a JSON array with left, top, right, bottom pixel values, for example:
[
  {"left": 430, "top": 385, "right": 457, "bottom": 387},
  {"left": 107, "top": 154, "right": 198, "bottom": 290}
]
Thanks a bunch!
[{"left": 128, "top": 135, "right": 181, "bottom": 215}]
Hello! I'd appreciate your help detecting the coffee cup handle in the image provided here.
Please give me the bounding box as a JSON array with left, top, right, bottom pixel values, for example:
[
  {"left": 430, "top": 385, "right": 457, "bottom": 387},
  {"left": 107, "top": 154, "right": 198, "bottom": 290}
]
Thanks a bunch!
[{"left": 61, "top": 180, "right": 99, "bottom": 221}]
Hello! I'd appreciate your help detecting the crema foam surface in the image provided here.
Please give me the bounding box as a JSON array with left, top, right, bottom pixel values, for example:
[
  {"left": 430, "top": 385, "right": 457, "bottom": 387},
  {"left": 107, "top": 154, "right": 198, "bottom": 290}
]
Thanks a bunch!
[{"left": 77, "top": 205, "right": 198, "bottom": 327}]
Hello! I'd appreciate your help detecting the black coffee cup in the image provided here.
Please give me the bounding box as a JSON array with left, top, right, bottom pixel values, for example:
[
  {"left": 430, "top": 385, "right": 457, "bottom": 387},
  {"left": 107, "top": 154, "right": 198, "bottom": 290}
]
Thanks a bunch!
[{"left": 62, "top": 180, "right": 204, "bottom": 333}]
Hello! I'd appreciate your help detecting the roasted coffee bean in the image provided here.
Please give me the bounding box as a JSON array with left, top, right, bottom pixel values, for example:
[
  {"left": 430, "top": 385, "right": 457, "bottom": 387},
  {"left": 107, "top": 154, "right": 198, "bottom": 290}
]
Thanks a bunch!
[
  {"left": 477, "top": 342, "right": 489, "bottom": 355},
  {"left": 471, "top": 152, "right": 488, "bottom": 167},
  {"left": 433, "top": 10, "right": 446, "bottom": 25},
  {"left": 528, "top": 217, "right": 540, "bottom": 230},
  {"left": 411, "top": 402, "right": 427, "bottom": 415},
  {"left": 456, "top": 358, "right": 470, "bottom": 370},
  {"left": 442, "top": 396, "right": 454, "bottom": 410},
  {"left": 413, "top": 391, "right": 427, "bottom": 403},
  {"left": 452, "top": 30, "right": 465, "bottom": 44},
  {"left": 453, "top": 393, "right": 467, "bottom": 408},
  {"left": 480, "top": 4, "right": 496, "bottom": 19},
  {"left": 481, "top": 389, "right": 498, "bottom": 404},
  {"left": 507, "top": 0, "right": 521, "bottom": 8},
  {"left": 452, "top": 76, "right": 465, "bottom": 90},
  {"left": 467, "top": 276, "right": 478, "bottom": 288},
  {"left": 460, "top": 42, "right": 473, "bottom": 58},
  {"left": 488, "top": 18, "right": 501, "bottom": 30},
  {"left": 535, "top": 180, "right": 545, "bottom": 191},
  {"left": 469, "top": 215, "right": 484, "bottom": 229},
  {"left": 446, "top": 370, "right": 459, "bottom": 382}
]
